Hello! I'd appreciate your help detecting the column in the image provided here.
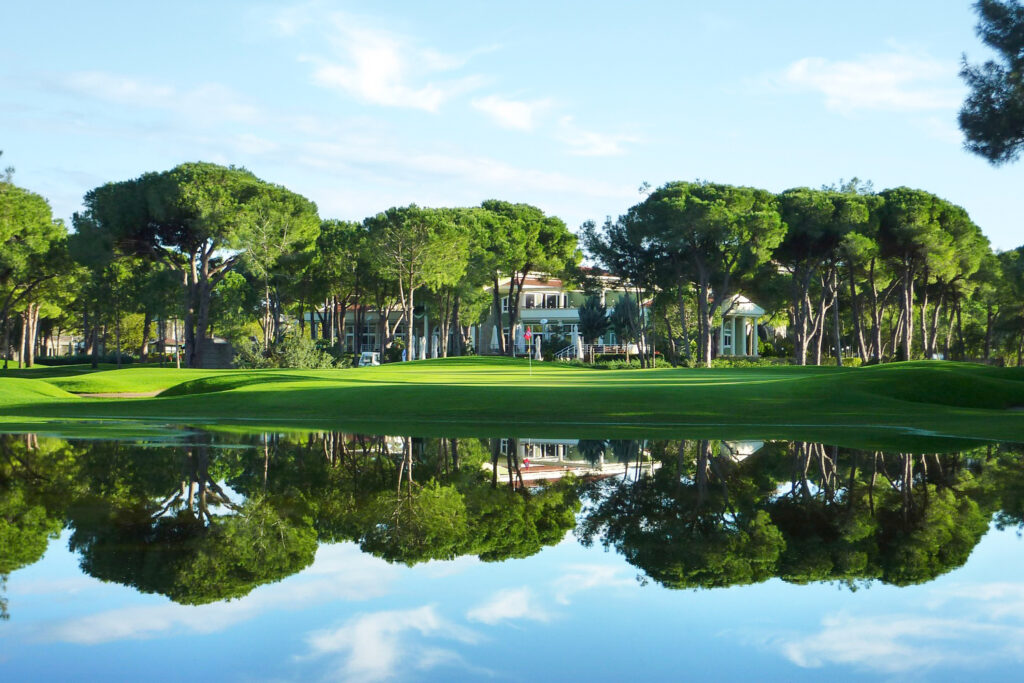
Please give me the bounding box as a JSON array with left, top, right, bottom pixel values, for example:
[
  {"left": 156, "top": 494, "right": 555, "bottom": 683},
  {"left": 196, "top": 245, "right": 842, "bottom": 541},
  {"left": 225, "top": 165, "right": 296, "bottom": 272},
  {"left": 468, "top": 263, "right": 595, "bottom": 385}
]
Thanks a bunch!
[
  {"left": 752, "top": 319, "right": 759, "bottom": 357},
  {"left": 737, "top": 317, "right": 747, "bottom": 356},
  {"left": 718, "top": 319, "right": 726, "bottom": 356}
]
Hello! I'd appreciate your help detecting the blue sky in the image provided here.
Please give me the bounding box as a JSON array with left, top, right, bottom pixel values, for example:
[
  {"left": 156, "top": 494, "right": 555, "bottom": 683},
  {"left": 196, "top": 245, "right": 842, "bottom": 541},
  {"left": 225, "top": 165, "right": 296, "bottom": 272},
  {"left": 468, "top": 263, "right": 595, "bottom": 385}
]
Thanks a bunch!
[{"left": 3, "top": 1, "right": 1022, "bottom": 250}]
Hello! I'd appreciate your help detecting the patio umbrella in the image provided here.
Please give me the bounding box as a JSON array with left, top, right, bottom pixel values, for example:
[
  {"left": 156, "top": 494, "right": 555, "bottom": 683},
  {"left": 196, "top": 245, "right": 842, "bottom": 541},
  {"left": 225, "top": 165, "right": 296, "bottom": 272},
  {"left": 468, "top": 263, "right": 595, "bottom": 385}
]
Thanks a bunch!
[{"left": 490, "top": 326, "right": 499, "bottom": 351}]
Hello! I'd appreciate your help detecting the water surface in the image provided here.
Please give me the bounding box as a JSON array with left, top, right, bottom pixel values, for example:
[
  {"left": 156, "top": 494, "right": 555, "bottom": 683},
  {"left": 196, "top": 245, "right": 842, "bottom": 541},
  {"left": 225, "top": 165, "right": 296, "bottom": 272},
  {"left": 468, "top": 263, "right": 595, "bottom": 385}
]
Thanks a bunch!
[{"left": 2, "top": 429, "right": 1023, "bottom": 681}]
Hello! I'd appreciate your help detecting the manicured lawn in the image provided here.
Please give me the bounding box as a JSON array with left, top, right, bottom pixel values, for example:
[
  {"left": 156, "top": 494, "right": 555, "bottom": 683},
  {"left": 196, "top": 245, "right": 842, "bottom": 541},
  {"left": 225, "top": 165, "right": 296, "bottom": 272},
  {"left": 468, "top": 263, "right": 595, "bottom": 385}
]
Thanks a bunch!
[{"left": 1, "top": 358, "right": 1022, "bottom": 449}]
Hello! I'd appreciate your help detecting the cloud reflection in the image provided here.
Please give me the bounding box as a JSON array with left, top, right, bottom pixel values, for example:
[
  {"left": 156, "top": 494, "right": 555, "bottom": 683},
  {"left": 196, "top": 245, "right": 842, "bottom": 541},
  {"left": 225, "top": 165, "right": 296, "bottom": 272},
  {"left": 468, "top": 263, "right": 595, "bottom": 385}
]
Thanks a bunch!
[
  {"left": 303, "top": 605, "right": 481, "bottom": 682},
  {"left": 778, "top": 583, "right": 1024, "bottom": 673}
]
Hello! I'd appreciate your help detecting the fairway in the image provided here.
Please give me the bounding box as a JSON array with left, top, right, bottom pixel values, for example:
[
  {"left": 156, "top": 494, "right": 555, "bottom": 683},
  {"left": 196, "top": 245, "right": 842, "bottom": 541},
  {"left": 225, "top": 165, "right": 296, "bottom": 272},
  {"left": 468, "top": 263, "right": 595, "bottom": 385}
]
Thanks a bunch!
[{"left": 1, "top": 358, "right": 1023, "bottom": 448}]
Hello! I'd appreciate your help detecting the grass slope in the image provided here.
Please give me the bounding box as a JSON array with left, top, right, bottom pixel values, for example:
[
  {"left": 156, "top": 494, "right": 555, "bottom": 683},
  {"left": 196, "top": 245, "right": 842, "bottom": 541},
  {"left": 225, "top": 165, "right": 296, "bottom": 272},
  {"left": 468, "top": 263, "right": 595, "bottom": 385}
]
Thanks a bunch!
[{"left": 1, "top": 358, "right": 1023, "bottom": 448}]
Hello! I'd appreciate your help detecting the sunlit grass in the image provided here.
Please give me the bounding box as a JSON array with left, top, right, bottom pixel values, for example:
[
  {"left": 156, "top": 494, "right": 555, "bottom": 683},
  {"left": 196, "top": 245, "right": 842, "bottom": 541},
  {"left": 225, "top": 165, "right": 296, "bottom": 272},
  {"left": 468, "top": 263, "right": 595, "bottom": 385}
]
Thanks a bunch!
[{"left": 0, "top": 357, "right": 1022, "bottom": 447}]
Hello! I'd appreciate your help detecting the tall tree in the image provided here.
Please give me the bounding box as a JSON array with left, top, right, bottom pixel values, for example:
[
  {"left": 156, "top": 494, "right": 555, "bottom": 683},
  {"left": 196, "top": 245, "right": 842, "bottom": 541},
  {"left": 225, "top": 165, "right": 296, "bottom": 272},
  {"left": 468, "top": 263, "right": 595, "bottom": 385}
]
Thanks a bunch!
[
  {"left": 365, "top": 206, "right": 469, "bottom": 361},
  {"left": 479, "top": 201, "right": 579, "bottom": 356},
  {"left": 0, "top": 180, "right": 68, "bottom": 369},
  {"left": 244, "top": 192, "right": 321, "bottom": 349},
  {"left": 633, "top": 182, "right": 784, "bottom": 367},
  {"left": 877, "top": 188, "right": 950, "bottom": 361},
  {"left": 583, "top": 215, "right": 658, "bottom": 367},
  {"left": 959, "top": 0, "right": 1024, "bottom": 164},
  {"left": 775, "top": 188, "right": 871, "bottom": 365},
  {"left": 311, "top": 220, "right": 364, "bottom": 355},
  {"left": 576, "top": 294, "right": 609, "bottom": 346},
  {"left": 76, "top": 163, "right": 319, "bottom": 368}
]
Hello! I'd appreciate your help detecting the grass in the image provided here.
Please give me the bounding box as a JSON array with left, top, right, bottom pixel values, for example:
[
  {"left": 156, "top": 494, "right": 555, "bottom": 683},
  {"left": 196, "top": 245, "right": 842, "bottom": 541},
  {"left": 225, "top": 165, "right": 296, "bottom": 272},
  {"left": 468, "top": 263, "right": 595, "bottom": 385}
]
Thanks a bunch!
[{"left": 1, "top": 358, "right": 1023, "bottom": 449}]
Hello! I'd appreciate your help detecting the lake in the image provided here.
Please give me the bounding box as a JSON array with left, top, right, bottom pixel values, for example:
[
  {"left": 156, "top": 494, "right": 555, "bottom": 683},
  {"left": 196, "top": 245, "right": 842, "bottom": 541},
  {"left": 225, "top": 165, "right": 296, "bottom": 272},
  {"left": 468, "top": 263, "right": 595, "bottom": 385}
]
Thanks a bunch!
[{"left": 2, "top": 428, "right": 1022, "bottom": 681}]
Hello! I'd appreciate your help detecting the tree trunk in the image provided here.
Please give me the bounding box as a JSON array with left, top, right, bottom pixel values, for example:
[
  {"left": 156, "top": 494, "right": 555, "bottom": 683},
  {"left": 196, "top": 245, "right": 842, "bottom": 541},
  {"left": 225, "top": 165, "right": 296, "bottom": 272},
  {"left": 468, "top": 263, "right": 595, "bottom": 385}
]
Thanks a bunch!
[
  {"left": 140, "top": 310, "right": 152, "bottom": 362},
  {"left": 847, "top": 262, "right": 868, "bottom": 363},
  {"left": 677, "top": 290, "right": 691, "bottom": 364},
  {"left": 491, "top": 274, "right": 506, "bottom": 355},
  {"left": 927, "top": 293, "right": 944, "bottom": 359},
  {"left": 831, "top": 270, "right": 842, "bottom": 367},
  {"left": 868, "top": 259, "right": 883, "bottom": 362},
  {"left": 28, "top": 302, "right": 39, "bottom": 367},
  {"left": 697, "top": 278, "right": 711, "bottom": 367},
  {"left": 984, "top": 304, "right": 994, "bottom": 360},
  {"left": 505, "top": 272, "right": 528, "bottom": 357},
  {"left": 0, "top": 315, "right": 10, "bottom": 370},
  {"left": 902, "top": 262, "right": 914, "bottom": 361},
  {"left": 18, "top": 312, "right": 27, "bottom": 368},
  {"left": 955, "top": 301, "right": 965, "bottom": 361}
]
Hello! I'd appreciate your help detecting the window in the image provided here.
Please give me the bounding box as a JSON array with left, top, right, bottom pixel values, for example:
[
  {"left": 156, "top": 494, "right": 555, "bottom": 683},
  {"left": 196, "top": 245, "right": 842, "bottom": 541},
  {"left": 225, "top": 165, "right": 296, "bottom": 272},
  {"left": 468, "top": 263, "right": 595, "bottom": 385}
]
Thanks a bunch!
[
  {"left": 546, "top": 294, "right": 559, "bottom": 309},
  {"left": 723, "top": 320, "right": 733, "bottom": 349},
  {"left": 501, "top": 297, "right": 509, "bottom": 312},
  {"left": 524, "top": 293, "right": 535, "bottom": 308}
]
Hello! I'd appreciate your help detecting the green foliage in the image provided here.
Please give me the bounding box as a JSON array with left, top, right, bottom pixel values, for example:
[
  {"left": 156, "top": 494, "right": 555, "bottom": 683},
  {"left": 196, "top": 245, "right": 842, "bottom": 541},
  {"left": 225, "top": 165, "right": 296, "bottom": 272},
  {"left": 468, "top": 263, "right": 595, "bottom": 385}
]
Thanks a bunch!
[
  {"left": 576, "top": 295, "right": 608, "bottom": 345},
  {"left": 234, "top": 330, "right": 336, "bottom": 369},
  {"left": 959, "top": 0, "right": 1024, "bottom": 164}
]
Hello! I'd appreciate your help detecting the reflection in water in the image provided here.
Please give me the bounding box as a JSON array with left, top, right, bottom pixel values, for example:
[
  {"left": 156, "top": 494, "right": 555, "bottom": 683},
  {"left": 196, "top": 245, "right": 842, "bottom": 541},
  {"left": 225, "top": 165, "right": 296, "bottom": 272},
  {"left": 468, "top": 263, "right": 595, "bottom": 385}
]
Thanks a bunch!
[
  {"left": 1, "top": 431, "right": 1023, "bottom": 621},
  {"left": 578, "top": 439, "right": 1017, "bottom": 590}
]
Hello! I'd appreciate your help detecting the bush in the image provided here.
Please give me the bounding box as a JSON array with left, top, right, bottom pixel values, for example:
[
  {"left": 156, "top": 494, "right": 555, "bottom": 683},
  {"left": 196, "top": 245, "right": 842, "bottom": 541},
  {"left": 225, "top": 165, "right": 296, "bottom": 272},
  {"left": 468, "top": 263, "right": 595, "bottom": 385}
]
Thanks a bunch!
[
  {"left": 383, "top": 341, "right": 404, "bottom": 364},
  {"left": 710, "top": 357, "right": 788, "bottom": 368},
  {"left": 565, "top": 355, "right": 670, "bottom": 370},
  {"left": 234, "top": 332, "right": 336, "bottom": 369}
]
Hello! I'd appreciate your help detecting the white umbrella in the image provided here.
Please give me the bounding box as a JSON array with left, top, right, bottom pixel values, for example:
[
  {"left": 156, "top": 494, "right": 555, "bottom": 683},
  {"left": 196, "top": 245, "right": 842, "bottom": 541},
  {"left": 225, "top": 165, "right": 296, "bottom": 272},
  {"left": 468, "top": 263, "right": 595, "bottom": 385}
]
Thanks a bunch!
[
  {"left": 419, "top": 336, "right": 427, "bottom": 360},
  {"left": 431, "top": 333, "right": 439, "bottom": 358},
  {"left": 575, "top": 333, "right": 584, "bottom": 359},
  {"left": 490, "top": 326, "right": 499, "bottom": 351},
  {"left": 514, "top": 325, "right": 525, "bottom": 354}
]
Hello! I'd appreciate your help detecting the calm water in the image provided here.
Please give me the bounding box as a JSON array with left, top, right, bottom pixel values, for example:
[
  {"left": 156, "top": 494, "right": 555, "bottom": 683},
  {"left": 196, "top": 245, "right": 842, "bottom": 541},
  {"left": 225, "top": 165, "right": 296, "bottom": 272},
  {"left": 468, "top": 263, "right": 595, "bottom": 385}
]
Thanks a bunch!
[{"left": 2, "top": 430, "right": 1024, "bottom": 681}]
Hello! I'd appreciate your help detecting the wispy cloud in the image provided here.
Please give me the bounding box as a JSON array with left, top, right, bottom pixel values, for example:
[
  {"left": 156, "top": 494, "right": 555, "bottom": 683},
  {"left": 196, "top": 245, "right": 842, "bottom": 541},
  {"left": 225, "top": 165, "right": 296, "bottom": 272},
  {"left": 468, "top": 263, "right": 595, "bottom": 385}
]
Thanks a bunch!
[
  {"left": 287, "top": 11, "right": 481, "bottom": 112},
  {"left": 775, "top": 582, "right": 1024, "bottom": 674},
  {"left": 303, "top": 605, "right": 481, "bottom": 682},
  {"left": 466, "top": 587, "right": 552, "bottom": 625},
  {"left": 472, "top": 95, "right": 552, "bottom": 131},
  {"left": 551, "top": 564, "right": 635, "bottom": 605},
  {"left": 61, "top": 71, "right": 261, "bottom": 123},
  {"left": 557, "top": 116, "right": 640, "bottom": 157},
  {"left": 776, "top": 52, "right": 962, "bottom": 114}
]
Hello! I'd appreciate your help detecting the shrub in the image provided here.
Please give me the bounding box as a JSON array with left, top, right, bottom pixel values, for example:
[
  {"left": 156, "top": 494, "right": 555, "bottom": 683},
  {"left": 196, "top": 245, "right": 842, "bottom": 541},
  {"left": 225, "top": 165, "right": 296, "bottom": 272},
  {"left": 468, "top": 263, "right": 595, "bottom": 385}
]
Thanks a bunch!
[{"left": 234, "top": 331, "right": 336, "bottom": 369}]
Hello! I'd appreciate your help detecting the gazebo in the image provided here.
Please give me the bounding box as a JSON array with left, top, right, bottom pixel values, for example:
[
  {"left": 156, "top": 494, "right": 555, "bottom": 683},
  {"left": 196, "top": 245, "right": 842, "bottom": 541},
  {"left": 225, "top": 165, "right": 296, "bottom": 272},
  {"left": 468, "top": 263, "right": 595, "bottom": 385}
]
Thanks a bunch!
[{"left": 718, "top": 295, "right": 765, "bottom": 358}]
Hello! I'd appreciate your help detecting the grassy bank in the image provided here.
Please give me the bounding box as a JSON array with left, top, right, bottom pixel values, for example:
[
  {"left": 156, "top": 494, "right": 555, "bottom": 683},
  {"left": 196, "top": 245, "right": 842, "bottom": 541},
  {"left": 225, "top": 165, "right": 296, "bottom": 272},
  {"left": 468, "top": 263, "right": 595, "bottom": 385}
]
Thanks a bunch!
[{"left": 1, "top": 358, "right": 1022, "bottom": 448}]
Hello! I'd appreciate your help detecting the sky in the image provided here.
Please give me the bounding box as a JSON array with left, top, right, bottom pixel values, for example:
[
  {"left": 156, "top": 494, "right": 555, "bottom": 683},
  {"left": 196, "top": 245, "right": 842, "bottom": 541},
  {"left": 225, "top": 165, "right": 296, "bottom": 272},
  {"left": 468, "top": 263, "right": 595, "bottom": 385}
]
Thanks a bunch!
[{"left": 3, "top": 0, "right": 1023, "bottom": 250}]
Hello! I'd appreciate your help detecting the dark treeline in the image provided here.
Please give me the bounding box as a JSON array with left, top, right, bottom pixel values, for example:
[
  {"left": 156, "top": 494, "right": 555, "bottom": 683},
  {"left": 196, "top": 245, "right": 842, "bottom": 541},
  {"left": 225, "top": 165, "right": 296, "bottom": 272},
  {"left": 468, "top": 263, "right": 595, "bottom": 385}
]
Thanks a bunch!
[
  {"left": 3, "top": 156, "right": 1023, "bottom": 370},
  {"left": 3, "top": 431, "right": 1023, "bottom": 617}
]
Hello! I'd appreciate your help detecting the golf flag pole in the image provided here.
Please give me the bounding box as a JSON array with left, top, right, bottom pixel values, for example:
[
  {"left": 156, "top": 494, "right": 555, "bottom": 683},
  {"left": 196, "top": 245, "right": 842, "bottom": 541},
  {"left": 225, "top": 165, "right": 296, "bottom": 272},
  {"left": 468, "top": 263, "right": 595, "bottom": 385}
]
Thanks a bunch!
[{"left": 524, "top": 328, "right": 532, "bottom": 376}]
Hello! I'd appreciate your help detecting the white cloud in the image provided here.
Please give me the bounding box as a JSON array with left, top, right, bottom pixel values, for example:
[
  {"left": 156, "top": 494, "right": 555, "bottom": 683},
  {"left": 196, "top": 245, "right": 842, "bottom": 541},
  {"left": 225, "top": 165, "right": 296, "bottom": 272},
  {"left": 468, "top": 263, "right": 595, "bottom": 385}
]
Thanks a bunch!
[
  {"left": 776, "top": 582, "right": 1024, "bottom": 674},
  {"left": 40, "top": 544, "right": 397, "bottom": 645},
  {"left": 557, "top": 116, "right": 640, "bottom": 157},
  {"left": 61, "top": 71, "right": 261, "bottom": 123},
  {"left": 466, "top": 587, "right": 551, "bottom": 625},
  {"left": 472, "top": 95, "right": 551, "bottom": 131},
  {"left": 303, "top": 605, "right": 480, "bottom": 682},
  {"left": 295, "top": 14, "right": 481, "bottom": 112},
  {"left": 551, "top": 564, "right": 635, "bottom": 605},
  {"left": 778, "top": 52, "right": 962, "bottom": 114}
]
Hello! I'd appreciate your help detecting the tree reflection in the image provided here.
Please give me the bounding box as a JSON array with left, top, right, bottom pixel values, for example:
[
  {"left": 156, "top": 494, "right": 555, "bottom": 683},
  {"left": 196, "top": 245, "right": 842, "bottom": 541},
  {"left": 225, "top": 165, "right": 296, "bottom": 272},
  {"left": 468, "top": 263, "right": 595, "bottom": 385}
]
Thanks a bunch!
[
  {"left": 1, "top": 431, "right": 1022, "bottom": 614},
  {"left": 66, "top": 438, "right": 317, "bottom": 605},
  {"left": 579, "top": 439, "right": 1016, "bottom": 590}
]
